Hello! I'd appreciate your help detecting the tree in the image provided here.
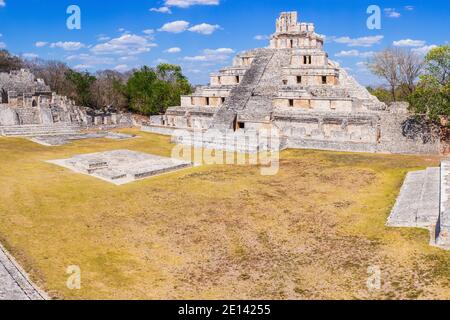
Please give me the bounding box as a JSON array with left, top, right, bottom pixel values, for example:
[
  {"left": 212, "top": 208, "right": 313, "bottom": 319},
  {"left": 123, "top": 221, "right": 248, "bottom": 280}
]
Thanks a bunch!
[
  {"left": 398, "top": 50, "right": 424, "bottom": 95},
  {"left": 369, "top": 48, "right": 424, "bottom": 101},
  {"left": 408, "top": 45, "right": 450, "bottom": 124},
  {"left": 65, "top": 70, "right": 96, "bottom": 107},
  {"left": 367, "top": 86, "right": 394, "bottom": 103},
  {"left": 369, "top": 48, "right": 402, "bottom": 101},
  {"left": 25, "top": 59, "right": 75, "bottom": 96},
  {"left": 0, "top": 50, "right": 23, "bottom": 73},
  {"left": 124, "top": 64, "right": 192, "bottom": 115},
  {"left": 425, "top": 45, "right": 449, "bottom": 85},
  {"left": 90, "top": 70, "right": 127, "bottom": 110}
]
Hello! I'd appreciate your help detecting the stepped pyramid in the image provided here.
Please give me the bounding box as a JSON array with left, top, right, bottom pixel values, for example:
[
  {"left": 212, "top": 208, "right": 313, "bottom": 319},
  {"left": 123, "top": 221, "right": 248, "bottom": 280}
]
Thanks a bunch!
[{"left": 144, "top": 12, "right": 441, "bottom": 155}]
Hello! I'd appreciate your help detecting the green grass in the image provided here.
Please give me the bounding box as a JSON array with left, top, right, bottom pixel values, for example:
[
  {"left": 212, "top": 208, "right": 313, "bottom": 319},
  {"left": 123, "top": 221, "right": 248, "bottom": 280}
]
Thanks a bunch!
[{"left": 0, "top": 129, "right": 449, "bottom": 300}]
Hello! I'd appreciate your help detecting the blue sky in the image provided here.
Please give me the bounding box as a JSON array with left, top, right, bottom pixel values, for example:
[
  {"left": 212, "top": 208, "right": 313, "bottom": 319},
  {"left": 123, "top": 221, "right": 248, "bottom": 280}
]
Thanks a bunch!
[{"left": 0, "top": 0, "right": 448, "bottom": 85}]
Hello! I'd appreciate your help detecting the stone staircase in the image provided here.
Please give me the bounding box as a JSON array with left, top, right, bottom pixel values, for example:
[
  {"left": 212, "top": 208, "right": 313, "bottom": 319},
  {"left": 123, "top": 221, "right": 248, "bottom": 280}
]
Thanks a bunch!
[
  {"left": 0, "top": 124, "right": 82, "bottom": 137},
  {"left": 209, "top": 49, "right": 275, "bottom": 130},
  {"left": 387, "top": 167, "right": 440, "bottom": 228},
  {"left": 239, "top": 49, "right": 292, "bottom": 122},
  {"left": 387, "top": 162, "right": 450, "bottom": 250},
  {"left": 175, "top": 129, "right": 286, "bottom": 154}
]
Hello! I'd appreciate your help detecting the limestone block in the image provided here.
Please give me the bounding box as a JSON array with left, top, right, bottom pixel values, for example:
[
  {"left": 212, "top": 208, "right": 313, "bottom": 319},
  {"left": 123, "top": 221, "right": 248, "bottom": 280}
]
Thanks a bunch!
[
  {"left": 39, "top": 106, "right": 54, "bottom": 125},
  {"left": 0, "top": 105, "right": 19, "bottom": 125}
]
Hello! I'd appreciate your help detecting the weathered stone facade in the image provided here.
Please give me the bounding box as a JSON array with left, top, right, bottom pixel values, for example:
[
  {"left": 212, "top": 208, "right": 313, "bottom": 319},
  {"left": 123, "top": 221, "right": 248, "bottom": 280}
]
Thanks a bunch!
[
  {"left": 0, "top": 69, "right": 135, "bottom": 136},
  {"left": 0, "top": 69, "right": 87, "bottom": 128},
  {"left": 144, "top": 12, "right": 441, "bottom": 154}
]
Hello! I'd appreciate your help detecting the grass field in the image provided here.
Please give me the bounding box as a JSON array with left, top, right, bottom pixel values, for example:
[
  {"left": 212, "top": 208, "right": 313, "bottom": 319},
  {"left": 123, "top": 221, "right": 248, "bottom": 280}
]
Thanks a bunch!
[{"left": 0, "top": 128, "right": 449, "bottom": 300}]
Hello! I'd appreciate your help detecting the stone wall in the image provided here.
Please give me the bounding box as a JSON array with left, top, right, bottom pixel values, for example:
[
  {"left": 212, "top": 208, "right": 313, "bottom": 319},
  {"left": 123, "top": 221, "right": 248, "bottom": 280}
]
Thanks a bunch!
[
  {"left": 274, "top": 111, "right": 379, "bottom": 153},
  {"left": 378, "top": 113, "right": 441, "bottom": 154},
  {"left": 272, "top": 110, "right": 441, "bottom": 154}
]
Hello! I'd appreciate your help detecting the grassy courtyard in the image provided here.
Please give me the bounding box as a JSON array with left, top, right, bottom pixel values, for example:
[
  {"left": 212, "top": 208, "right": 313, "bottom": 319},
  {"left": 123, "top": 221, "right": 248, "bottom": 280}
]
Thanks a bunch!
[{"left": 0, "top": 129, "right": 449, "bottom": 300}]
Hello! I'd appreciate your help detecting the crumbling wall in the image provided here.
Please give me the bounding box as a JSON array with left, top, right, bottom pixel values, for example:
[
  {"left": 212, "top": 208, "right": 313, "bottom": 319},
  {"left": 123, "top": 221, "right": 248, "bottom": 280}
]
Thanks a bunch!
[
  {"left": 378, "top": 113, "right": 441, "bottom": 154},
  {"left": 274, "top": 112, "right": 380, "bottom": 153}
]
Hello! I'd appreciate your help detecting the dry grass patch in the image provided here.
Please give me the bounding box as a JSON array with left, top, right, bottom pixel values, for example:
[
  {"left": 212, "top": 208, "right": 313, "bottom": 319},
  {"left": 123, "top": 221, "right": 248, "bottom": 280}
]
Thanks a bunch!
[{"left": 0, "top": 129, "right": 449, "bottom": 299}]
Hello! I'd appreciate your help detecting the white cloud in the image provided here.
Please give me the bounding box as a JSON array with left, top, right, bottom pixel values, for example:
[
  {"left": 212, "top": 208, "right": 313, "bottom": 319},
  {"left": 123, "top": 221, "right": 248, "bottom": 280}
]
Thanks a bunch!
[
  {"left": 96, "top": 34, "right": 110, "bottom": 42},
  {"left": 0, "top": 1, "right": 5, "bottom": 8},
  {"left": 393, "top": 39, "right": 426, "bottom": 47},
  {"left": 35, "top": 41, "right": 48, "bottom": 48},
  {"left": 165, "top": 47, "right": 181, "bottom": 53},
  {"left": 154, "top": 58, "right": 169, "bottom": 64},
  {"left": 335, "top": 50, "right": 375, "bottom": 58},
  {"left": 0, "top": 42, "right": 6, "bottom": 49},
  {"left": 384, "top": 8, "right": 401, "bottom": 18},
  {"left": 404, "top": 6, "right": 414, "bottom": 11},
  {"left": 334, "top": 35, "right": 384, "bottom": 47},
  {"left": 91, "top": 34, "right": 156, "bottom": 55},
  {"left": 143, "top": 29, "right": 155, "bottom": 35},
  {"left": 158, "top": 21, "right": 220, "bottom": 35},
  {"left": 158, "top": 20, "right": 190, "bottom": 33},
  {"left": 73, "top": 64, "right": 93, "bottom": 71},
  {"left": 150, "top": 7, "right": 172, "bottom": 14},
  {"left": 50, "top": 41, "right": 86, "bottom": 51},
  {"left": 184, "top": 48, "right": 234, "bottom": 62},
  {"left": 113, "top": 64, "right": 130, "bottom": 72},
  {"left": 22, "top": 53, "right": 39, "bottom": 59},
  {"left": 164, "top": 0, "right": 219, "bottom": 8},
  {"left": 188, "top": 23, "right": 220, "bottom": 35},
  {"left": 412, "top": 45, "right": 438, "bottom": 56},
  {"left": 66, "top": 53, "right": 115, "bottom": 67},
  {"left": 254, "top": 35, "right": 270, "bottom": 41}
]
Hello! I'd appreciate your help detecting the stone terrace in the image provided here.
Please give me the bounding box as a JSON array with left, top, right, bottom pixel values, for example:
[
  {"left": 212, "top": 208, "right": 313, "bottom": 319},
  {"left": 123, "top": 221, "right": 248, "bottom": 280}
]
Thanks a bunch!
[{"left": 48, "top": 150, "right": 193, "bottom": 185}]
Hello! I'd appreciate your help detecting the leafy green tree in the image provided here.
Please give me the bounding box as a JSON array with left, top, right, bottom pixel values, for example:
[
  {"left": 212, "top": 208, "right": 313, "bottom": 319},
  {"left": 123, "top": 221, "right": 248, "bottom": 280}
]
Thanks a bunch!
[
  {"left": 65, "top": 70, "right": 96, "bottom": 107},
  {"left": 408, "top": 45, "right": 450, "bottom": 123},
  {"left": 409, "top": 75, "right": 450, "bottom": 123},
  {"left": 124, "top": 64, "right": 192, "bottom": 115},
  {"left": 424, "top": 45, "right": 449, "bottom": 85}
]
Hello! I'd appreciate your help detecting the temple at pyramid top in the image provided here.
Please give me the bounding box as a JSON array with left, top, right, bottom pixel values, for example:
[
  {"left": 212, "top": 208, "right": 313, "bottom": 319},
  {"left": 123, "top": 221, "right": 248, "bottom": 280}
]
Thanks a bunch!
[{"left": 270, "top": 12, "right": 324, "bottom": 50}]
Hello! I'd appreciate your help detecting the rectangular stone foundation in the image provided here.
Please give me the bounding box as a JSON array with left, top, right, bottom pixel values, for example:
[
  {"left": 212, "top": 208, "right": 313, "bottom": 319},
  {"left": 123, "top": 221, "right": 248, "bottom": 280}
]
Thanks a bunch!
[{"left": 48, "top": 150, "right": 192, "bottom": 185}]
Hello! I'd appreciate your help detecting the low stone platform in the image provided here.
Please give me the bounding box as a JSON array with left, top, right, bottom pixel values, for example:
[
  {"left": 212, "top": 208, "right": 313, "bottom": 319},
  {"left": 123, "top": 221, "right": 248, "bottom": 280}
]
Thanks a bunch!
[
  {"left": 0, "top": 244, "right": 46, "bottom": 300},
  {"left": 387, "top": 162, "right": 450, "bottom": 250},
  {"left": 387, "top": 168, "right": 440, "bottom": 228},
  {"left": 30, "top": 132, "right": 137, "bottom": 146},
  {"left": 48, "top": 150, "right": 192, "bottom": 185}
]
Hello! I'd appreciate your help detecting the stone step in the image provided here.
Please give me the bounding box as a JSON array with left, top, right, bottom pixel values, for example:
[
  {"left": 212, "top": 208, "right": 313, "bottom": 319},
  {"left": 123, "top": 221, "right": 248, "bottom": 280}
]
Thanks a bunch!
[
  {"left": 387, "top": 167, "right": 440, "bottom": 228},
  {"left": 0, "top": 124, "right": 82, "bottom": 137},
  {"left": 209, "top": 50, "right": 275, "bottom": 130}
]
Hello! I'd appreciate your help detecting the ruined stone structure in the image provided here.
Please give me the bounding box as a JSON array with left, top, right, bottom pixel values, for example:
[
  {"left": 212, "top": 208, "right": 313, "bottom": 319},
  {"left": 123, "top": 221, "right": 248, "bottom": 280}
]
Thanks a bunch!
[
  {"left": 388, "top": 159, "right": 450, "bottom": 250},
  {"left": 0, "top": 69, "right": 134, "bottom": 137},
  {"left": 0, "top": 69, "right": 87, "bottom": 136},
  {"left": 48, "top": 150, "right": 192, "bottom": 185},
  {"left": 144, "top": 12, "right": 441, "bottom": 154}
]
